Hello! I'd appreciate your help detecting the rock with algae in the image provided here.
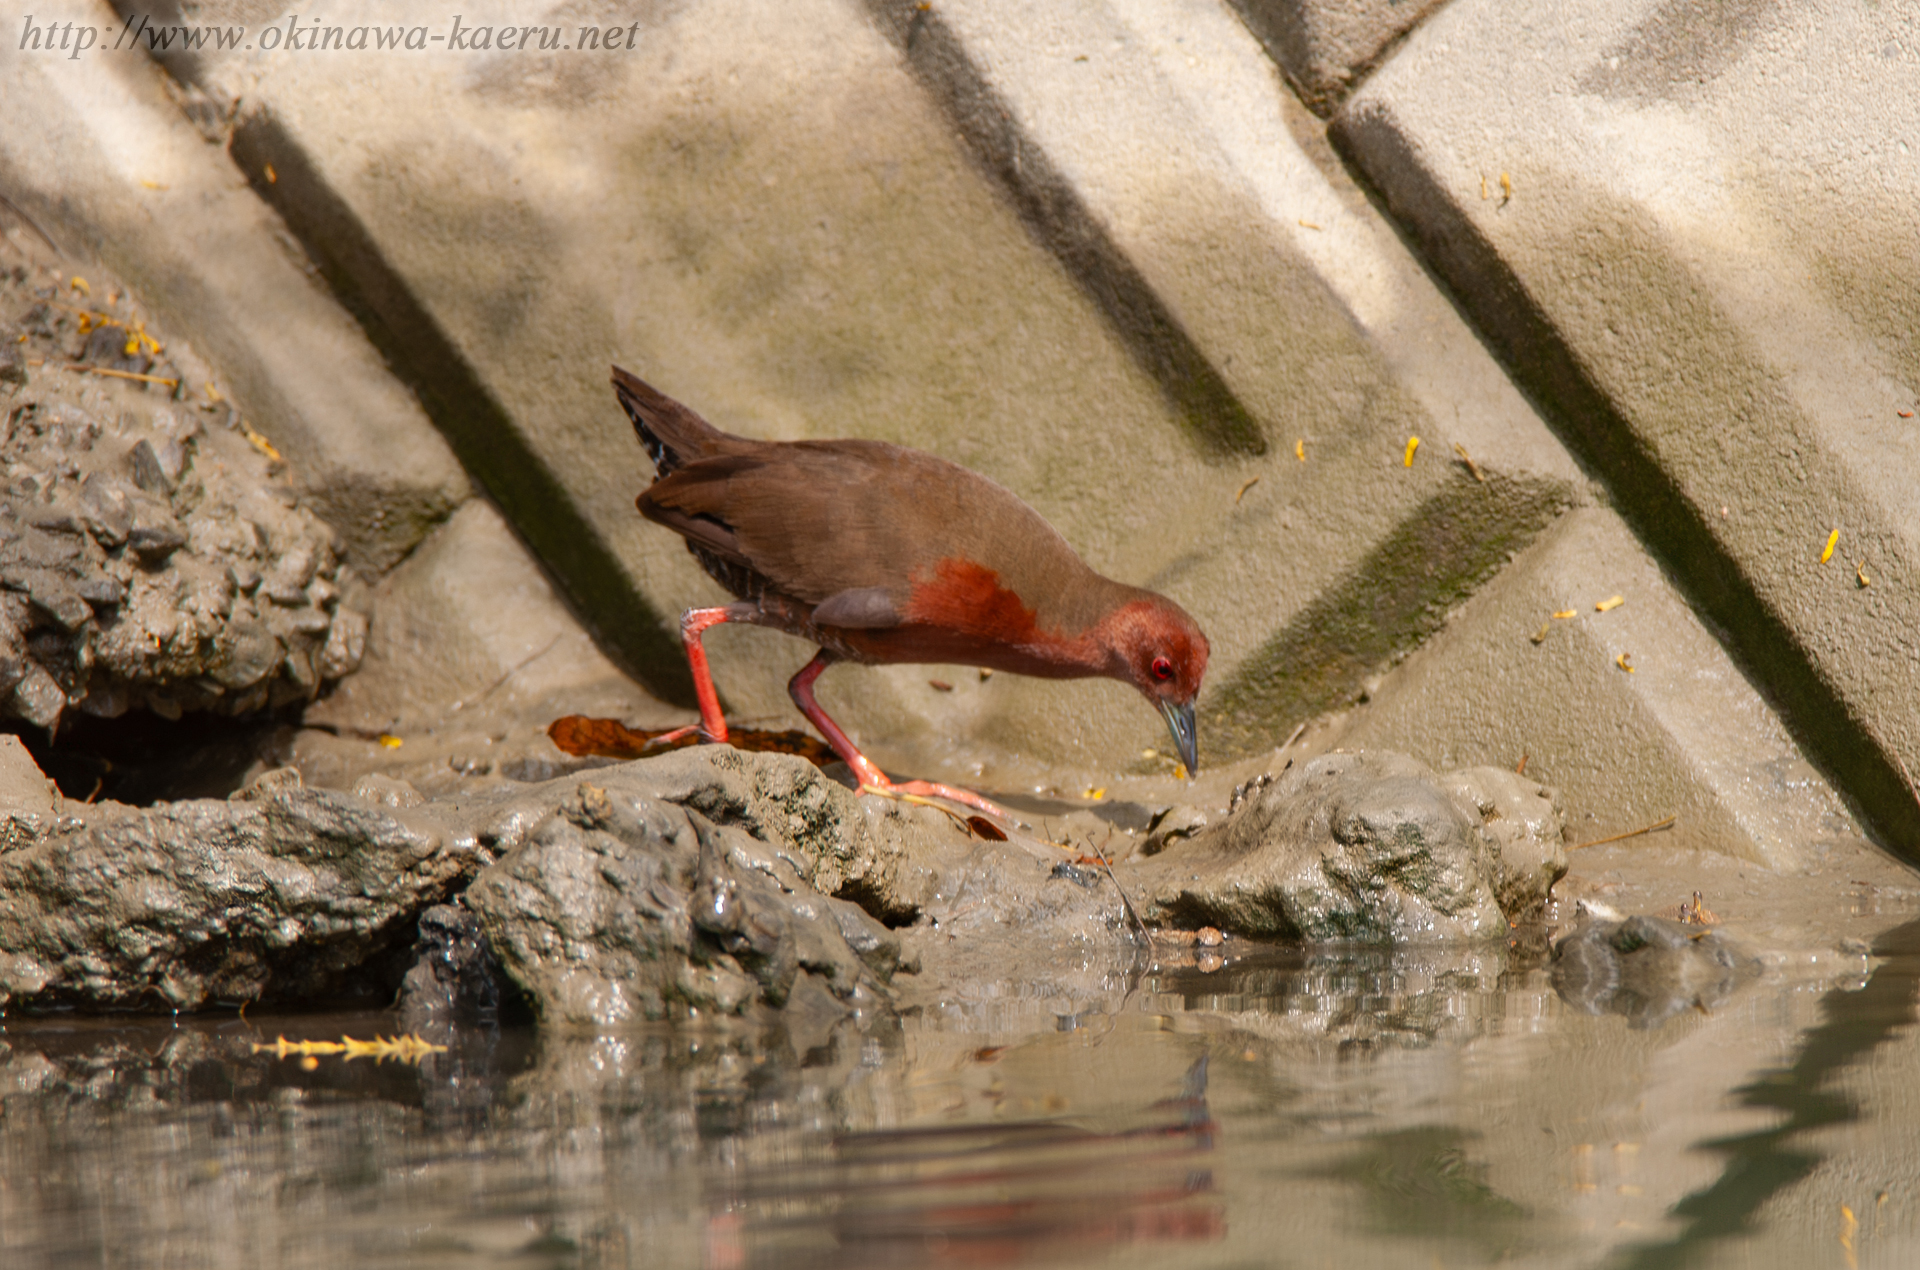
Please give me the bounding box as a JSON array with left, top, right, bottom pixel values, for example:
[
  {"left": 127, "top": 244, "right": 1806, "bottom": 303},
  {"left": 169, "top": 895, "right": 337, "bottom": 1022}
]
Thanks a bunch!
[{"left": 1135, "top": 751, "right": 1568, "bottom": 942}]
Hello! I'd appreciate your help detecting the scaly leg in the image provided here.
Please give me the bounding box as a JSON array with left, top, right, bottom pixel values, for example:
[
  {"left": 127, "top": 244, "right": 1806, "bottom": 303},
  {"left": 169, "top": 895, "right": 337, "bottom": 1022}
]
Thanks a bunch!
[
  {"left": 648, "top": 606, "right": 738, "bottom": 747},
  {"left": 787, "top": 649, "right": 1009, "bottom": 820}
]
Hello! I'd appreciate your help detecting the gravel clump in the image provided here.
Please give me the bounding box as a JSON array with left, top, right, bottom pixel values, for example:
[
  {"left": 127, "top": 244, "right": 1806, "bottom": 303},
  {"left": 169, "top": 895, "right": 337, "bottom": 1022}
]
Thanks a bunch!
[{"left": 0, "top": 260, "right": 366, "bottom": 730}]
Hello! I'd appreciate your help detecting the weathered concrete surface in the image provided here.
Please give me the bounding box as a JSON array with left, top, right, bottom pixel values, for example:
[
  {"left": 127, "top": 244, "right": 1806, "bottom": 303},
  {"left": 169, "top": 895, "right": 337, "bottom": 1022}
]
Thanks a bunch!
[
  {"left": 1136, "top": 751, "right": 1564, "bottom": 942},
  {"left": 0, "top": 258, "right": 368, "bottom": 728},
  {"left": 1224, "top": 0, "right": 1450, "bottom": 114},
  {"left": 871, "top": 0, "right": 1583, "bottom": 769},
  {"left": 0, "top": 4, "right": 471, "bottom": 575},
  {"left": 1328, "top": 507, "right": 1865, "bottom": 870},
  {"left": 122, "top": 0, "right": 1587, "bottom": 787},
  {"left": 1332, "top": 0, "right": 1920, "bottom": 854},
  {"left": 291, "top": 499, "right": 678, "bottom": 799}
]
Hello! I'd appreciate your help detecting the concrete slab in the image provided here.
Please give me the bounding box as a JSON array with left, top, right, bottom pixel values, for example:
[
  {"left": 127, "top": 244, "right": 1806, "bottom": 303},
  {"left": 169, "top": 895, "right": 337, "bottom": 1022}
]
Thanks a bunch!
[
  {"left": 1331, "top": 0, "right": 1920, "bottom": 853},
  {"left": 0, "top": 2, "right": 472, "bottom": 575},
  {"left": 1223, "top": 0, "right": 1450, "bottom": 115},
  {"left": 1329, "top": 507, "right": 1865, "bottom": 870},
  {"left": 294, "top": 500, "right": 675, "bottom": 797},
  {"left": 173, "top": 0, "right": 1579, "bottom": 787}
]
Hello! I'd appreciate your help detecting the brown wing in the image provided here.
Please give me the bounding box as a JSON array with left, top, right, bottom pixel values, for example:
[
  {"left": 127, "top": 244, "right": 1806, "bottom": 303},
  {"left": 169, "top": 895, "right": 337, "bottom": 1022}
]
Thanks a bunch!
[{"left": 642, "top": 438, "right": 1109, "bottom": 634}]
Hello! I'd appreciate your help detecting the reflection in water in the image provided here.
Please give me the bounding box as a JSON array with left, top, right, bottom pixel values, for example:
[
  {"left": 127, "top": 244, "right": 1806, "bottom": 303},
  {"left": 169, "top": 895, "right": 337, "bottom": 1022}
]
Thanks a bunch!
[
  {"left": 1327, "top": 1126, "right": 1529, "bottom": 1258},
  {"left": 0, "top": 931, "right": 1913, "bottom": 1267},
  {"left": 1612, "top": 918, "right": 1920, "bottom": 1270},
  {"left": 710, "top": 1056, "right": 1220, "bottom": 1268}
]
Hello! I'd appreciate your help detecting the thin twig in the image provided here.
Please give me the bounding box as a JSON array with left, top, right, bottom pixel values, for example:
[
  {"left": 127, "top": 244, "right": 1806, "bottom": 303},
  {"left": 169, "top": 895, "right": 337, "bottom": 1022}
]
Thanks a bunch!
[
  {"left": 1087, "top": 827, "right": 1152, "bottom": 949},
  {"left": 1281, "top": 721, "right": 1307, "bottom": 750},
  {"left": 449, "top": 635, "right": 560, "bottom": 713},
  {"left": 1569, "top": 815, "right": 1676, "bottom": 851},
  {"left": 64, "top": 364, "right": 180, "bottom": 388},
  {"left": 0, "top": 191, "right": 60, "bottom": 254},
  {"left": 1452, "top": 441, "right": 1486, "bottom": 482}
]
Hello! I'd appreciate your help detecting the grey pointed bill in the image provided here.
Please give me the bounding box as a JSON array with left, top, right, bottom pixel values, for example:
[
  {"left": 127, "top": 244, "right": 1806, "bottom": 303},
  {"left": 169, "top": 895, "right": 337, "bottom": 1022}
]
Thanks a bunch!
[{"left": 1158, "top": 697, "right": 1199, "bottom": 775}]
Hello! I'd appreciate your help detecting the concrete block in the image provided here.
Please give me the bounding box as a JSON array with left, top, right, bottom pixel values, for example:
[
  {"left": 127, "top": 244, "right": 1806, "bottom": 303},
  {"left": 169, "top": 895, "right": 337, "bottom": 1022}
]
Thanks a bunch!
[
  {"left": 0, "top": 2, "right": 471, "bottom": 575},
  {"left": 295, "top": 500, "right": 674, "bottom": 795},
  {"left": 1333, "top": 0, "right": 1920, "bottom": 853},
  {"left": 1332, "top": 507, "right": 1863, "bottom": 870},
  {"left": 1224, "top": 0, "right": 1451, "bottom": 115},
  {"left": 180, "top": 0, "right": 1577, "bottom": 785}
]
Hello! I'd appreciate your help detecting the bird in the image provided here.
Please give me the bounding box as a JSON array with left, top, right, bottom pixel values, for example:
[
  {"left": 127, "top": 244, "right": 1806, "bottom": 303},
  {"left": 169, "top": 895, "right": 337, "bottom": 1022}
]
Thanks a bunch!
[{"left": 613, "top": 366, "right": 1208, "bottom": 817}]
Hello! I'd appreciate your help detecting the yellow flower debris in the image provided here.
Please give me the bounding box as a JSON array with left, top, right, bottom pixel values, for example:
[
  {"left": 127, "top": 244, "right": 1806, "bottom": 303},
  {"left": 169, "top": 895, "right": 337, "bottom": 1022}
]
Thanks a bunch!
[{"left": 253, "top": 1033, "right": 448, "bottom": 1065}]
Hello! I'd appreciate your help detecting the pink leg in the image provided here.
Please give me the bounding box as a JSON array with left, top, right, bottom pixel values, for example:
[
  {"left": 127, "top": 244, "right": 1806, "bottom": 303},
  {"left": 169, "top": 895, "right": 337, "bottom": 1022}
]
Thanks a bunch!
[
  {"left": 787, "top": 650, "right": 1009, "bottom": 820},
  {"left": 649, "top": 607, "right": 735, "bottom": 747}
]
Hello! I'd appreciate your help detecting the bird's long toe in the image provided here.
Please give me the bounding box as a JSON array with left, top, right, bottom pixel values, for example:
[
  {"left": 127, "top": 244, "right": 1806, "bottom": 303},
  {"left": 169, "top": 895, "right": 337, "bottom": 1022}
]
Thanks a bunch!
[
  {"left": 858, "top": 777, "right": 1011, "bottom": 822},
  {"left": 643, "top": 722, "right": 727, "bottom": 750}
]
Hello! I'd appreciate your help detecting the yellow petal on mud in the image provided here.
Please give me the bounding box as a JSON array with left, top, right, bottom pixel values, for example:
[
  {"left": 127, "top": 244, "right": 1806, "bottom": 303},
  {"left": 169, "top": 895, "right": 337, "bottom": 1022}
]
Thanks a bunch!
[
  {"left": 1821, "top": 529, "right": 1839, "bottom": 563},
  {"left": 1595, "top": 595, "right": 1624, "bottom": 612}
]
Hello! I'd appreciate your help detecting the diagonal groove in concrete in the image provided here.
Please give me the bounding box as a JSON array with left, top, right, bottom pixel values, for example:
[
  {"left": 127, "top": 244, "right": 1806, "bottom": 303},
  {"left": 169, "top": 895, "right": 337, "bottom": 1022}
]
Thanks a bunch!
[
  {"left": 860, "top": 0, "right": 1266, "bottom": 461},
  {"left": 1329, "top": 106, "right": 1920, "bottom": 858},
  {"left": 1210, "top": 471, "right": 1571, "bottom": 760},
  {"left": 226, "top": 110, "right": 694, "bottom": 707}
]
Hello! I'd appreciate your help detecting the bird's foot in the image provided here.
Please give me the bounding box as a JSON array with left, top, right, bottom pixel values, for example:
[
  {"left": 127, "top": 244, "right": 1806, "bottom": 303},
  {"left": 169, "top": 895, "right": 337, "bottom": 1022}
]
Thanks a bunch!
[
  {"left": 855, "top": 776, "right": 1010, "bottom": 822},
  {"left": 643, "top": 722, "right": 723, "bottom": 749}
]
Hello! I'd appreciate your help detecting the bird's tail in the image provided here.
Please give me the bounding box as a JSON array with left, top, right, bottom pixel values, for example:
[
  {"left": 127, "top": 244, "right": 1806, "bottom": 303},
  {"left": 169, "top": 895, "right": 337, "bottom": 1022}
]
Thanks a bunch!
[{"left": 611, "top": 366, "right": 745, "bottom": 477}]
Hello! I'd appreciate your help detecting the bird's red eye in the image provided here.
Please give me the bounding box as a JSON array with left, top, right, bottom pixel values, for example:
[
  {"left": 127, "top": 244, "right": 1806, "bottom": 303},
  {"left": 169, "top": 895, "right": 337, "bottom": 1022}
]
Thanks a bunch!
[{"left": 1151, "top": 656, "right": 1174, "bottom": 681}]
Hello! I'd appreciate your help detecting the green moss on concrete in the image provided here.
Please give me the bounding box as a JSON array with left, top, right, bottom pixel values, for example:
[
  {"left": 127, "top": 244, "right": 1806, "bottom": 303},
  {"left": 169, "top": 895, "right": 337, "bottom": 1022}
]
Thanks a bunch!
[{"left": 1208, "top": 473, "right": 1571, "bottom": 760}]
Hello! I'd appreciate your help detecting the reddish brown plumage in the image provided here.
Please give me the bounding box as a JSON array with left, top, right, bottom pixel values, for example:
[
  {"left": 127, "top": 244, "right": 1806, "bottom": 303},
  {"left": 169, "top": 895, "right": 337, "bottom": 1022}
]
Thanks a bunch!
[{"left": 615, "top": 366, "right": 1209, "bottom": 808}]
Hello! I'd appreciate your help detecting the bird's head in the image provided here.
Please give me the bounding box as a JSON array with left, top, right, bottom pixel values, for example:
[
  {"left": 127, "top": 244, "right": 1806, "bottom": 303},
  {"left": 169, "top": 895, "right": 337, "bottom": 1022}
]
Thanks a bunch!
[{"left": 1098, "top": 595, "right": 1209, "bottom": 774}]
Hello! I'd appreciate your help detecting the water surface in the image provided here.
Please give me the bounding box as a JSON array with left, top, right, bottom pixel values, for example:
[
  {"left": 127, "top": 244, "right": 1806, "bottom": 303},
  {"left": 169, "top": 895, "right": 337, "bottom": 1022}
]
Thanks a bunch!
[{"left": 5, "top": 928, "right": 1919, "bottom": 1269}]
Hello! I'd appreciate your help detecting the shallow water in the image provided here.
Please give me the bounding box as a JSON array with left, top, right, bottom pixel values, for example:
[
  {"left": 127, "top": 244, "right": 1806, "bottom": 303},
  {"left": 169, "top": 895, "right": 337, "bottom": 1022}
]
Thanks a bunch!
[{"left": 5, "top": 926, "right": 1919, "bottom": 1270}]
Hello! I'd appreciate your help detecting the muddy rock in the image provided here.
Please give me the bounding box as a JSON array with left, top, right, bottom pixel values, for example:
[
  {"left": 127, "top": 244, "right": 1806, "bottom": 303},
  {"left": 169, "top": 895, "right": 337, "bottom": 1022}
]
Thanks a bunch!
[
  {"left": 395, "top": 901, "right": 519, "bottom": 1032},
  {"left": 463, "top": 749, "right": 911, "bottom": 1029},
  {"left": 0, "top": 738, "right": 1576, "bottom": 1023},
  {"left": 1440, "top": 765, "right": 1569, "bottom": 921},
  {"left": 0, "top": 767, "right": 475, "bottom": 1010},
  {"left": 0, "top": 264, "right": 367, "bottom": 730},
  {"left": 1136, "top": 752, "right": 1567, "bottom": 942},
  {"left": 1551, "top": 915, "right": 1763, "bottom": 1029}
]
